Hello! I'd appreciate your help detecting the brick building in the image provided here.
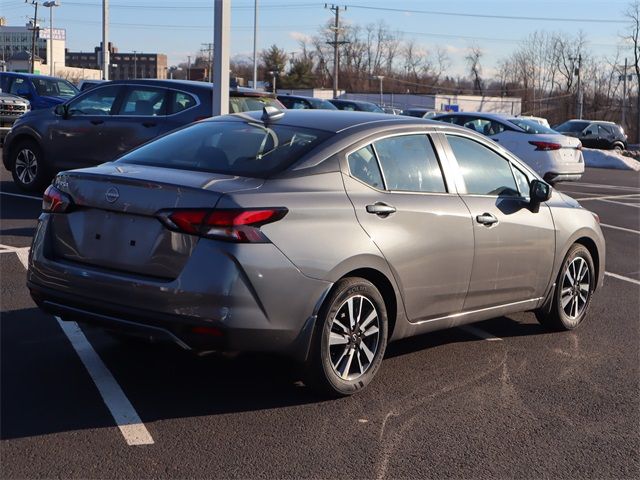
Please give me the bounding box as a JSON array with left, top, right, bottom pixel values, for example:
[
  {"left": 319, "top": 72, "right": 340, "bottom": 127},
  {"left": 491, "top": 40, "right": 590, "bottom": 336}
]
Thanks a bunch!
[{"left": 66, "top": 44, "right": 167, "bottom": 80}]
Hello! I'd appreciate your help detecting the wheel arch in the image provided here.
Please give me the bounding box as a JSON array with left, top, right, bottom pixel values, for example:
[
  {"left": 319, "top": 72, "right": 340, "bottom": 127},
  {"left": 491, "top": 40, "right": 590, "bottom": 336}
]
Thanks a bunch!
[
  {"left": 574, "top": 236, "right": 601, "bottom": 288},
  {"left": 5, "top": 132, "right": 42, "bottom": 168},
  {"left": 335, "top": 267, "right": 399, "bottom": 340}
]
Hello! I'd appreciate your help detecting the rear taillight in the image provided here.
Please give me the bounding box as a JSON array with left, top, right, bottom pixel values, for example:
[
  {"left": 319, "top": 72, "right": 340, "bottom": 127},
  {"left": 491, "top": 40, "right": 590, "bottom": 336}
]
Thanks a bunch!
[
  {"left": 576, "top": 143, "right": 583, "bottom": 151},
  {"left": 158, "top": 208, "right": 288, "bottom": 243},
  {"left": 42, "top": 185, "right": 73, "bottom": 213},
  {"left": 529, "top": 141, "right": 562, "bottom": 151}
]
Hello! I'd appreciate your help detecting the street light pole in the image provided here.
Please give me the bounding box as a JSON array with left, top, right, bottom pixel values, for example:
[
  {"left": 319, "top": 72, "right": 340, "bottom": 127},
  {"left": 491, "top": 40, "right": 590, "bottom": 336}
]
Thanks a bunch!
[
  {"left": 212, "top": 0, "right": 230, "bottom": 116},
  {"left": 252, "top": 0, "right": 258, "bottom": 89},
  {"left": 43, "top": 1, "right": 59, "bottom": 77},
  {"left": 376, "top": 75, "right": 384, "bottom": 105},
  {"left": 133, "top": 50, "right": 137, "bottom": 78},
  {"left": 102, "top": 0, "right": 109, "bottom": 80}
]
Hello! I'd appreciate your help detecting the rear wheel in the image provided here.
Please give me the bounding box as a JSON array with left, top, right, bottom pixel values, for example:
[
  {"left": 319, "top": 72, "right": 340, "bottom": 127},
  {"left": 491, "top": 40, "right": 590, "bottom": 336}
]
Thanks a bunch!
[
  {"left": 308, "top": 277, "right": 388, "bottom": 396},
  {"left": 11, "top": 139, "right": 50, "bottom": 192},
  {"left": 612, "top": 143, "right": 624, "bottom": 153},
  {"left": 536, "top": 244, "right": 595, "bottom": 331}
]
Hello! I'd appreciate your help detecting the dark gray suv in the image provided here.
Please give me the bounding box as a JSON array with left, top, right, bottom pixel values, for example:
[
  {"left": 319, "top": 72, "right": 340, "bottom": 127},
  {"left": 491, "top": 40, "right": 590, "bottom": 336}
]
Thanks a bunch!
[
  {"left": 3, "top": 80, "right": 284, "bottom": 191},
  {"left": 27, "top": 110, "right": 605, "bottom": 396}
]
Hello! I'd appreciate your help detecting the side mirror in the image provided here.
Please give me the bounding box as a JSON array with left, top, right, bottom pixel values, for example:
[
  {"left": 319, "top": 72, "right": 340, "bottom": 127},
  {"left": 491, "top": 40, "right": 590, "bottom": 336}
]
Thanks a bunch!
[
  {"left": 54, "top": 104, "right": 68, "bottom": 118},
  {"left": 530, "top": 179, "right": 551, "bottom": 204}
]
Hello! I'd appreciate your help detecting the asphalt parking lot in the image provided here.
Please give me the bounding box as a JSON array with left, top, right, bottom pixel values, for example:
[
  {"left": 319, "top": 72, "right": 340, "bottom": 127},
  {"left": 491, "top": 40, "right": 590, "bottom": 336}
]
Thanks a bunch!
[{"left": 1, "top": 166, "right": 638, "bottom": 479}]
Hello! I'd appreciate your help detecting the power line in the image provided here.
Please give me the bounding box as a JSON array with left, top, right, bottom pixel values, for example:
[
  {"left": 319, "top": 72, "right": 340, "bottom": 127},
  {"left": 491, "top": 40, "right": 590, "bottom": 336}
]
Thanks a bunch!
[{"left": 344, "top": 4, "right": 627, "bottom": 24}]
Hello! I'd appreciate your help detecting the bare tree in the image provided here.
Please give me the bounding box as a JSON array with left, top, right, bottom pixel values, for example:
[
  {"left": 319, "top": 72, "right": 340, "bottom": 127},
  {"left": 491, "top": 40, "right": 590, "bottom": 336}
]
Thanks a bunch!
[
  {"left": 465, "top": 46, "right": 483, "bottom": 95},
  {"left": 623, "top": 0, "right": 640, "bottom": 142}
]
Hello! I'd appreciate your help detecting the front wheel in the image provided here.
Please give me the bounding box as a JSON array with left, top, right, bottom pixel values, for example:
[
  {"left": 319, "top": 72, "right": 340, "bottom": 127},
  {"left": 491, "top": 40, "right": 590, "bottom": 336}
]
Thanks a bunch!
[
  {"left": 11, "top": 139, "right": 50, "bottom": 192},
  {"left": 536, "top": 244, "right": 595, "bottom": 331},
  {"left": 307, "top": 277, "right": 388, "bottom": 396}
]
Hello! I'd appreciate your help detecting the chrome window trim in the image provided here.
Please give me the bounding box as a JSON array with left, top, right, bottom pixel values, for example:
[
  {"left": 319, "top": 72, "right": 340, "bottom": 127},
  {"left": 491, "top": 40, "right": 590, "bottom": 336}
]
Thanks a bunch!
[
  {"left": 343, "top": 130, "right": 452, "bottom": 195},
  {"left": 67, "top": 83, "right": 201, "bottom": 118}
]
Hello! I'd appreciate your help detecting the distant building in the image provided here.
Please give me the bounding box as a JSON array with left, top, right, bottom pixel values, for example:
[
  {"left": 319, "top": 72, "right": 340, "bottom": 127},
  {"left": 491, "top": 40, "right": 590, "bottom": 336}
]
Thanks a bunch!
[
  {"left": 66, "top": 44, "right": 167, "bottom": 80},
  {"left": 1, "top": 24, "right": 48, "bottom": 69}
]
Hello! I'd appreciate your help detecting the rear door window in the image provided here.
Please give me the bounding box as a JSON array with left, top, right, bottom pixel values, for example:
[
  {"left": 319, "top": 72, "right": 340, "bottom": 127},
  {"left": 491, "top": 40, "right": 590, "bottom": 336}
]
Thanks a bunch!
[
  {"left": 446, "top": 135, "right": 519, "bottom": 196},
  {"left": 373, "top": 135, "right": 447, "bottom": 193},
  {"left": 170, "top": 91, "right": 197, "bottom": 114},
  {"left": 118, "top": 87, "right": 167, "bottom": 116},
  {"left": 348, "top": 145, "right": 384, "bottom": 189}
]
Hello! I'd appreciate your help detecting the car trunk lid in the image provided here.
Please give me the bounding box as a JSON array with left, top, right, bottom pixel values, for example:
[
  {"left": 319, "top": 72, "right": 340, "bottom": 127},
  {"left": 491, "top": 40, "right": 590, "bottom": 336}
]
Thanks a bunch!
[{"left": 50, "top": 163, "right": 264, "bottom": 279}]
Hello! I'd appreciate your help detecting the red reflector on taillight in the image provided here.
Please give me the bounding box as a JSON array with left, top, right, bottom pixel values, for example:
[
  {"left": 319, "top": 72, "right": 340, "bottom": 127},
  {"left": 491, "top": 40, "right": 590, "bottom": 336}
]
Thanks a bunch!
[
  {"left": 42, "top": 185, "right": 72, "bottom": 213},
  {"left": 529, "top": 141, "right": 562, "bottom": 151},
  {"left": 206, "top": 209, "right": 284, "bottom": 227},
  {"left": 191, "top": 326, "right": 223, "bottom": 337}
]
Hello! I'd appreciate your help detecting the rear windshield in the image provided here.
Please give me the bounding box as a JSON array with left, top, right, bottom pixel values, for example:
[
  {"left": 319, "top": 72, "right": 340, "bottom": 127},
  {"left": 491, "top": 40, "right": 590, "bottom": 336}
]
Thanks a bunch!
[
  {"left": 229, "top": 95, "right": 282, "bottom": 113},
  {"left": 554, "top": 121, "right": 589, "bottom": 133},
  {"left": 117, "top": 120, "right": 331, "bottom": 178},
  {"left": 32, "top": 77, "right": 78, "bottom": 98},
  {"left": 508, "top": 118, "right": 557, "bottom": 134}
]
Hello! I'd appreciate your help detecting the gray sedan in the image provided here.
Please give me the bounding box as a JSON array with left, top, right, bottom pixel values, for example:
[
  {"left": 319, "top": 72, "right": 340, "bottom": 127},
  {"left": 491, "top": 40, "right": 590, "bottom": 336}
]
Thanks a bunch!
[{"left": 27, "top": 109, "right": 605, "bottom": 396}]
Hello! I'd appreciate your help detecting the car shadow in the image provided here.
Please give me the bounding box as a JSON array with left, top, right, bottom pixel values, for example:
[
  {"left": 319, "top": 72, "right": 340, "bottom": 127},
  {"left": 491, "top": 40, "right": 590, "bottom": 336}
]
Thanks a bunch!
[{"left": 1, "top": 306, "right": 547, "bottom": 441}]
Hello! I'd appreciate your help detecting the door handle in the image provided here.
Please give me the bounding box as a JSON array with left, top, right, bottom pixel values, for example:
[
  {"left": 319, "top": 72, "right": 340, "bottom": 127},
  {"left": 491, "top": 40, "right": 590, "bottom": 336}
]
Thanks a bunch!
[
  {"left": 366, "top": 202, "right": 396, "bottom": 217},
  {"left": 142, "top": 121, "right": 157, "bottom": 128},
  {"left": 476, "top": 213, "right": 498, "bottom": 226},
  {"left": 90, "top": 119, "right": 104, "bottom": 125}
]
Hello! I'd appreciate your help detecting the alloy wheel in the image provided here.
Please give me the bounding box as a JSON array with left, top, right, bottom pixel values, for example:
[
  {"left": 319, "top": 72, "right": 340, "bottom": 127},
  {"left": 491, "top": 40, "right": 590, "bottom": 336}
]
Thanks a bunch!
[
  {"left": 328, "top": 295, "right": 380, "bottom": 381},
  {"left": 561, "top": 256, "right": 591, "bottom": 319},
  {"left": 14, "top": 148, "right": 38, "bottom": 185}
]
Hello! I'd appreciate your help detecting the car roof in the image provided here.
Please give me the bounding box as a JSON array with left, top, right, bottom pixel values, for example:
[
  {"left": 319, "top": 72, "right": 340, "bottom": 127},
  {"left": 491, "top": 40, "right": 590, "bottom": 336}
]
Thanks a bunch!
[
  {"left": 208, "top": 108, "right": 437, "bottom": 133},
  {"left": 277, "top": 94, "right": 325, "bottom": 100},
  {"left": 330, "top": 98, "right": 378, "bottom": 106},
  {"left": 0, "top": 72, "right": 68, "bottom": 81},
  {"left": 436, "top": 111, "right": 511, "bottom": 121},
  {"left": 107, "top": 79, "right": 275, "bottom": 97}
]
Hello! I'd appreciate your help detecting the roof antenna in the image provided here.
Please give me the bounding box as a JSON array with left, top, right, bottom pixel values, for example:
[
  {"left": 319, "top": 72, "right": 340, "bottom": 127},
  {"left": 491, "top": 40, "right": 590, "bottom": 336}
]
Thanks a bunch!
[{"left": 262, "top": 105, "right": 285, "bottom": 123}]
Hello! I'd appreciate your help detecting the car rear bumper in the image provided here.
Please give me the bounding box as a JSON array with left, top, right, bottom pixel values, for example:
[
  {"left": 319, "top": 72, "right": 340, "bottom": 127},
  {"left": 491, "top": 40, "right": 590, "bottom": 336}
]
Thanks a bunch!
[{"left": 28, "top": 214, "right": 332, "bottom": 359}]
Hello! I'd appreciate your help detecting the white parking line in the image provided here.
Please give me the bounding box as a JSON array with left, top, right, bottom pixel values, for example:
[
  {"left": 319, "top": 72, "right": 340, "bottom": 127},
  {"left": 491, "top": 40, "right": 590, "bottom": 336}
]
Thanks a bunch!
[
  {"left": 591, "top": 198, "right": 640, "bottom": 208},
  {"left": 13, "top": 248, "right": 154, "bottom": 446},
  {"left": 571, "top": 182, "right": 640, "bottom": 192},
  {"left": 576, "top": 193, "right": 640, "bottom": 201},
  {"left": 55, "top": 317, "right": 155, "bottom": 446},
  {"left": 600, "top": 223, "right": 640, "bottom": 235},
  {"left": 605, "top": 272, "right": 640, "bottom": 286},
  {"left": 0, "top": 191, "right": 42, "bottom": 201},
  {"left": 459, "top": 325, "right": 502, "bottom": 342}
]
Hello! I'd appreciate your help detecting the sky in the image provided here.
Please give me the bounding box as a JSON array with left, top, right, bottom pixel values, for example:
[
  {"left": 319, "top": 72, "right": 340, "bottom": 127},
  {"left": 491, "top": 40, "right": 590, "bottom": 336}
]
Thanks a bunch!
[{"left": 0, "top": 0, "right": 635, "bottom": 77}]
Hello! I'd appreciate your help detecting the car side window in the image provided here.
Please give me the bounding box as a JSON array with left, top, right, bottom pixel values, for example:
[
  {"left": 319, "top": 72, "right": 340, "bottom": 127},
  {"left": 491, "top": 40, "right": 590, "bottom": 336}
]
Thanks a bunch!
[
  {"left": 373, "top": 135, "right": 447, "bottom": 193},
  {"left": 8, "top": 77, "right": 27, "bottom": 95},
  {"left": 68, "top": 85, "right": 121, "bottom": 116},
  {"left": 119, "top": 87, "right": 167, "bottom": 116},
  {"left": 170, "top": 91, "right": 197, "bottom": 114},
  {"left": 461, "top": 118, "right": 505, "bottom": 136},
  {"left": 511, "top": 164, "right": 531, "bottom": 197},
  {"left": 446, "top": 135, "right": 519, "bottom": 196},
  {"left": 598, "top": 125, "right": 612, "bottom": 137},
  {"left": 347, "top": 145, "right": 384, "bottom": 189}
]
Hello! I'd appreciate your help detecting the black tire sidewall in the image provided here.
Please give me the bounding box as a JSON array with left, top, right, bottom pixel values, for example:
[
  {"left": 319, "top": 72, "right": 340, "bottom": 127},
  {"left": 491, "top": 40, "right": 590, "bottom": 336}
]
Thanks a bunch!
[
  {"left": 553, "top": 244, "right": 595, "bottom": 329},
  {"left": 11, "top": 140, "right": 48, "bottom": 192},
  {"left": 314, "top": 278, "right": 388, "bottom": 396}
]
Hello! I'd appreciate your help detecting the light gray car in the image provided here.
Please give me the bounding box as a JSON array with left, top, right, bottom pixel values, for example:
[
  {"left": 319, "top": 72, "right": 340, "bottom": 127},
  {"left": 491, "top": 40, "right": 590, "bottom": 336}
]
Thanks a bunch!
[{"left": 27, "top": 109, "right": 605, "bottom": 396}]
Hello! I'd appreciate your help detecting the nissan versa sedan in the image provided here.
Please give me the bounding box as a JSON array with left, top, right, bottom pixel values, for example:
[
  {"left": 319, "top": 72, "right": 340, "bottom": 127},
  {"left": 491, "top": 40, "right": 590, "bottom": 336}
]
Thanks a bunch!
[
  {"left": 434, "top": 112, "right": 584, "bottom": 183},
  {"left": 27, "top": 109, "right": 605, "bottom": 396}
]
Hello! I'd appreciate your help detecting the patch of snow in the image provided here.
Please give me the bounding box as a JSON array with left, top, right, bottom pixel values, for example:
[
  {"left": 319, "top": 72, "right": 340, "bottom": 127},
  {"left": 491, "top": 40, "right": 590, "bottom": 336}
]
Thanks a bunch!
[{"left": 582, "top": 148, "right": 640, "bottom": 171}]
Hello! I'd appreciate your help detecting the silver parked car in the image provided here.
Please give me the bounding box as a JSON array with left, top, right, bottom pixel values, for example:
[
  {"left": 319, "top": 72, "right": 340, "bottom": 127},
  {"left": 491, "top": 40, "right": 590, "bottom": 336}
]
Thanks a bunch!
[{"left": 28, "top": 109, "right": 605, "bottom": 396}]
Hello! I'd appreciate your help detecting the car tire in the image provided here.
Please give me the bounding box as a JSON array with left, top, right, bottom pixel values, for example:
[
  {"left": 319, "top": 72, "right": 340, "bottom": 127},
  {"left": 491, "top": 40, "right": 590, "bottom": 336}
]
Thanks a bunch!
[
  {"left": 535, "top": 244, "right": 595, "bottom": 331},
  {"left": 307, "top": 277, "right": 388, "bottom": 396},
  {"left": 612, "top": 143, "right": 624, "bottom": 153},
  {"left": 10, "top": 139, "right": 50, "bottom": 192}
]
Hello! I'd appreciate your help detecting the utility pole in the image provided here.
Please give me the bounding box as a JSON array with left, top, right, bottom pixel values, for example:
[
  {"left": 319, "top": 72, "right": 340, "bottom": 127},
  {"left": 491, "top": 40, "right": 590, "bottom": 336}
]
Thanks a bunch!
[
  {"left": 375, "top": 75, "right": 384, "bottom": 105},
  {"left": 252, "top": 0, "right": 258, "bottom": 89},
  {"left": 576, "top": 54, "right": 583, "bottom": 119},
  {"left": 26, "top": 1, "right": 39, "bottom": 74},
  {"left": 132, "top": 50, "right": 137, "bottom": 78},
  {"left": 325, "top": 4, "right": 347, "bottom": 99},
  {"left": 187, "top": 55, "right": 191, "bottom": 80},
  {"left": 102, "top": 0, "right": 109, "bottom": 80},
  {"left": 622, "top": 57, "right": 628, "bottom": 127},
  {"left": 202, "top": 43, "right": 214, "bottom": 83}
]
